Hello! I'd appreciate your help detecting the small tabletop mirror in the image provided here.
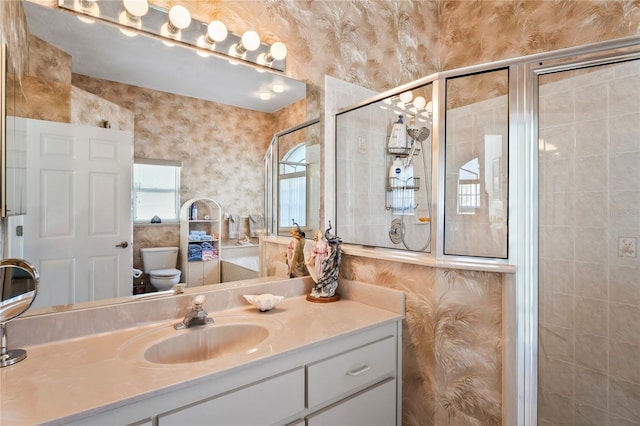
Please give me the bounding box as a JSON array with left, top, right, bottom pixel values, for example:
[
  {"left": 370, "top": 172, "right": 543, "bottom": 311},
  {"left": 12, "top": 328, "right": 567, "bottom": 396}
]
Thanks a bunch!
[{"left": 0, "top": 258, "right": 39, "bottom": 367}]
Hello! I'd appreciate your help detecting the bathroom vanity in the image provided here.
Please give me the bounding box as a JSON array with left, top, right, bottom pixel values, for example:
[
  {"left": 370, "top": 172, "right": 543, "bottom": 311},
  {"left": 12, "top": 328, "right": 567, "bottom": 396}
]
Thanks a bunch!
[{"left": 1, "top": 278, "right": 404, "bottom": 425}]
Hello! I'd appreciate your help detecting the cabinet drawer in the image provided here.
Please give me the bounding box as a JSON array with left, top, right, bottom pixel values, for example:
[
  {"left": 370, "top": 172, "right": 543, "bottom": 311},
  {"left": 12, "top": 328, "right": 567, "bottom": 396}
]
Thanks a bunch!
[
  {"left": 306, "top": 379, "right": 396, "bottom": 426},
  {"left": 158, "top": 368, "right": 304, "bottom": 425},
  {"left": 307, "top": 336, "right": 396, "bottom": 408}
]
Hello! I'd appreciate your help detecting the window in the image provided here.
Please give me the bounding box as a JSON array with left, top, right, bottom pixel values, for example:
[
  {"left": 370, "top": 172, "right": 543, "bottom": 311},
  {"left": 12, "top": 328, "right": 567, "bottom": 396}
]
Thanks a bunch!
[
  {"left": 457, "top": 158, "right": 480, "bottom": 214},
  {"left": 133, "top": 159, "right": 181, "bottom": 223},
  {"left": 279, "top": 143, "right": 307, "bottom": 228},
  {"left": 444, "top": 68, "right": 509, "bottom": 258}
]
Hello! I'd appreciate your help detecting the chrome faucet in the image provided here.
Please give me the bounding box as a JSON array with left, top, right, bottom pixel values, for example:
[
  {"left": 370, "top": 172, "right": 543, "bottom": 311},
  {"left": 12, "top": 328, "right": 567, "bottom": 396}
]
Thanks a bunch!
[{"left": 174, "top": 295, "right": 214, "bottom": 330}]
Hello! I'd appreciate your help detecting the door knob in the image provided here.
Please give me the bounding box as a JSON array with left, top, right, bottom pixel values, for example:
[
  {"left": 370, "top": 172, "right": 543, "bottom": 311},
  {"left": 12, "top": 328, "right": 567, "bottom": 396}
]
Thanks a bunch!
[{"left": 116, "top": 241, "right": 129, "bottom": 248}]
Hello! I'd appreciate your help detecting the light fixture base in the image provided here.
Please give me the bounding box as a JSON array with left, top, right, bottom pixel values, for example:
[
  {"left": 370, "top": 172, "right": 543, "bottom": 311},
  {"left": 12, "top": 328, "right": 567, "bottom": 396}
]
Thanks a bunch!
[{"left": 59, "top": 0, "right": 286, "bottom": 72}]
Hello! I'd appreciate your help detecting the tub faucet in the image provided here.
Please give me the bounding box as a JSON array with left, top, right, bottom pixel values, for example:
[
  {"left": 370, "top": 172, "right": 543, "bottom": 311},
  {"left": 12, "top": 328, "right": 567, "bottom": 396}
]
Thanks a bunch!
[{"left": 174, "top": 295, "right": 214, "bottom": 330}]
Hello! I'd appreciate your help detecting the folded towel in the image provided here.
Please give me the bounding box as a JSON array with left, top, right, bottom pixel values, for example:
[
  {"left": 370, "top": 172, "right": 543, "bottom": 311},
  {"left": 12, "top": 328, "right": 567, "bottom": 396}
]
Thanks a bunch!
[
  {"left": 249, "top": 214, "right": 263, "bottom": 238},
  {"left": 188, "top": 244, "right": 203, "bottom": 262},
  {"left": 228, "top": 214, "right": 240, "bottom": 240}
]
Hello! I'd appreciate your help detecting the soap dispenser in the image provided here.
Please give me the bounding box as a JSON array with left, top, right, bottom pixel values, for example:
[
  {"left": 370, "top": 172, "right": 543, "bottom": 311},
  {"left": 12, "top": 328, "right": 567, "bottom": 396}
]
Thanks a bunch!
[{"left": 387, "top": 115, "right": 408, "bottom": 150}]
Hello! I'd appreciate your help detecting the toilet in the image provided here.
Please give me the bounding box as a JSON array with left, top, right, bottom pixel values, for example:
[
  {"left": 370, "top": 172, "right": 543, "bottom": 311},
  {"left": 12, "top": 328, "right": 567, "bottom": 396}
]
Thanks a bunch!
[{"left": 140, "top": 247, "right": 182, "bottom": 291}]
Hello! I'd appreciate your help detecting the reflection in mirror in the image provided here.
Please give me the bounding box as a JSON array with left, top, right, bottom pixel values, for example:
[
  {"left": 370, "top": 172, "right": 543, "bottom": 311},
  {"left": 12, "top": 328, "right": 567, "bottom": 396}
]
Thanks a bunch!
[
  {"left": 444, "top": 68, "right": 509, "bottom": 258},
  {"left": 265, "top": 119, "right": 321, "bottom": 238},
  {"left": 0, "top": 258, "right": 38, "bottom": 367},
  {"left": 133, "top": 159, "right": 182, "bottom": 223},
  {"left": 7, "top": 2, "right": 308, "bottom": 314},
  {"left": 335, "top": 83, "right": 433, "bottom": 251},
  {"left": 3, "top": 42, "right": 28, "bottom": 218}
]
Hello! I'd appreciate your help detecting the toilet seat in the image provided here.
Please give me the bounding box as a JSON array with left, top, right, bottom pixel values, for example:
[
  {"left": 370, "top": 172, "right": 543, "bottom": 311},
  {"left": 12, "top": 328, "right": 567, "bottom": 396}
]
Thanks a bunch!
[{"left": 150, "top": 268, "right": 181, "bottom": 278}]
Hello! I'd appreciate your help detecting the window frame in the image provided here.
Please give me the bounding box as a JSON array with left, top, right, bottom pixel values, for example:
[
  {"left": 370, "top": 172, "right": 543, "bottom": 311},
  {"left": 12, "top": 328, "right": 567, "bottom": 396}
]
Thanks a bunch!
[
  {"left": 133, "top": 158, "right": 182, "bottom": 224},
  {"left": 278, "top": 143, "right": 308, "bottom": 229}
]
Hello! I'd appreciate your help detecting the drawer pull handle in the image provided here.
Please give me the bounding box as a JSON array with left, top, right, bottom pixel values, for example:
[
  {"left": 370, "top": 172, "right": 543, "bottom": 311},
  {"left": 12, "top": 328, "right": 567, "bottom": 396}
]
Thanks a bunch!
[{"left": 346, "top": 365, "right": 370, "bottom": 376}]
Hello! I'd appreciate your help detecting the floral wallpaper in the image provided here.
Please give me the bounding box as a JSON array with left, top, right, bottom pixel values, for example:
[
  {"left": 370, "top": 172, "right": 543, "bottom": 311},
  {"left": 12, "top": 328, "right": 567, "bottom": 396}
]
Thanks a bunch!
[{"left": 6, "top": 1, "right": 640, "bottom": 425}]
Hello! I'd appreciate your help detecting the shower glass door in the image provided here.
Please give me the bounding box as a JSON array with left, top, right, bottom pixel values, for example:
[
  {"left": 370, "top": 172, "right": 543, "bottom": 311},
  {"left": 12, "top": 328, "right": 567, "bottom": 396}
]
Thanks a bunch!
[{"left": 538, "top": 58, "right": 640, "bottom": 425}]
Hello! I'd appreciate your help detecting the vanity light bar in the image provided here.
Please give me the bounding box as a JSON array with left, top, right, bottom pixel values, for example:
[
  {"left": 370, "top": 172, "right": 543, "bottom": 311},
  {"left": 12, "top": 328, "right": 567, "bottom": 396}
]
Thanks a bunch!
[{"left": 58, "top": 0, "right": 287, "bottom": 73}]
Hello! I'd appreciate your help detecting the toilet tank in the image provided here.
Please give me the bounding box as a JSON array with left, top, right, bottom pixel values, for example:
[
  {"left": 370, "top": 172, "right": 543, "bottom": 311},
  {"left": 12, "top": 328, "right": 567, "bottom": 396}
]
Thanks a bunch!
[{"left": 140, "top": 247, "right": 179, "bottom": 273}]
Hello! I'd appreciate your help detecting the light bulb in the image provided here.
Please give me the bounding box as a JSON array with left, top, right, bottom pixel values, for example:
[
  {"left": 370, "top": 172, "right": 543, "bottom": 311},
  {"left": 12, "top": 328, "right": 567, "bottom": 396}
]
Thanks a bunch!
[
  {"left": 161, "top": 34, "right": 176, "bottom": 47},
  {"left": 259, "top": 92, "right": 272, "bottom": 100},
  {"left": 195, "top": 40, "right": 210, "bottom": 57},
  {"left": 241, "top": 30, "right": 260, "bottom": 52},
  {"left": 207, "top": 21, "right": 228, "bottom": 42},
  {"left": 272, "top": 83, "right": 284, "bottom": 93},
  {"left": 399, "top": 91, "right": 413, "bottom": 104},
  {"left": 119, "top": 27, "right": 138, "bottom": 37},
  {"left": 414, "top": 96, "right": 426, "bottom": 109},
  {"left": 77, "top": 15, "right": 95, "bottom": 24},
  {"left": 426, "top": 101, "right": 433, "bottom": 113},
  {"left": 123, "top": 0, "right": 148, "bottom": 19},
  {"left": 270, "top": 42, "right": 287, "bottom": 60},
  {"left": 258, "top": 41, "right": 288, "bottom": 66},
  {"left": 168, "top": 5, "right": 191, "bottom": 31}
]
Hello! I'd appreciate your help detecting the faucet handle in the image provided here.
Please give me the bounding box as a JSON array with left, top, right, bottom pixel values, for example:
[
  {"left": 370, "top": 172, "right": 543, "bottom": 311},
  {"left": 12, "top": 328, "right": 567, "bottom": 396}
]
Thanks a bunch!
[{"left": 192, "top": 295, "right": 206, "bottom": 310}]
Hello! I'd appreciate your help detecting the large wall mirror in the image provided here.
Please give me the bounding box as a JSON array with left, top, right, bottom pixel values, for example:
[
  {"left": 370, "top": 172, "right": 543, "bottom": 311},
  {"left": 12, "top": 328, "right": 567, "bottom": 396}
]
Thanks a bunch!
[{"left": 5, "top": 1, "right": 311, "bottom": 314}]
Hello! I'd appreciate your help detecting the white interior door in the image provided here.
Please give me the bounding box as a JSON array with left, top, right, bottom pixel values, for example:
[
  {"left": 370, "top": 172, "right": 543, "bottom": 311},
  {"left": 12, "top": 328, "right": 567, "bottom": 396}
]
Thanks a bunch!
[{"left": 22, "top": 118, "right": 133, "bottom": 309}]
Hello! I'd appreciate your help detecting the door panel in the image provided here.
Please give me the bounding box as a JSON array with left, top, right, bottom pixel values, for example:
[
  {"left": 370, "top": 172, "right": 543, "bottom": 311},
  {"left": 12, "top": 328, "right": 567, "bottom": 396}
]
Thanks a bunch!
[
  {"left": 23, "top": 118, "right": 133, "bottom": 309},
  {"left": 537, "top": 58, "right": 640, "bottom": 425}
]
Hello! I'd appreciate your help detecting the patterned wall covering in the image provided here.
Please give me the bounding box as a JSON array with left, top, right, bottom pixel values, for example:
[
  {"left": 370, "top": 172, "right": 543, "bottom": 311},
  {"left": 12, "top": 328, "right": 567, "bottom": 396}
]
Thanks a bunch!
[
  {"left": 341, "top": 258, "right": 503, "bottom": 426},
  {"left": 7, "top": 1, "right": 640, "bottom": 425},
  {"left": 148, "top": 1, "right": 640, "bottom": 92},
  {"left": 72, "top": 74, "right": 285, "bottom": 211},
  {"left": 262, "top": 239, "right": 504, "bottom": 426},
  {"left": 0, "top": 0, "right": 29, "bottom": 85}
]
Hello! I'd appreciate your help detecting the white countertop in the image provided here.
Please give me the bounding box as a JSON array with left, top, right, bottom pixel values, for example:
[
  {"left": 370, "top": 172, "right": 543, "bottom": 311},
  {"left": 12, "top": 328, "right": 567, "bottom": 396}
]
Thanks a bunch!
[{"left": 1, "top": 284, "right": 403, "bottom": 425}]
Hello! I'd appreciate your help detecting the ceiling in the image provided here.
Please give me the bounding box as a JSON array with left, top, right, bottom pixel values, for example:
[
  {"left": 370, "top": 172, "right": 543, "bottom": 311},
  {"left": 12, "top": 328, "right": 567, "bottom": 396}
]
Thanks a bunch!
[{"left": 23, "top": 1, "right": 306, "bottom": 113}]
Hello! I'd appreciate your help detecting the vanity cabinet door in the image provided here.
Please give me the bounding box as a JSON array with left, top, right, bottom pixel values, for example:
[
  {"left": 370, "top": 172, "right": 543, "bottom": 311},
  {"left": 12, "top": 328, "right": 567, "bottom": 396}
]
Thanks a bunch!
[
  {"left": 187, "top": 261, "right": 205, "bottom": 286},
  {"left": 187, "top": 260, "right": 220, "bottom": 286},
  {"left": 202, "top": 259, "right": 220, "bottom": 284},
  {"left": 157, "top": 368, "right": 304, "bottom": 426},
  {"left": 306, "top": 379, "right": 396, "bottom": 426}
]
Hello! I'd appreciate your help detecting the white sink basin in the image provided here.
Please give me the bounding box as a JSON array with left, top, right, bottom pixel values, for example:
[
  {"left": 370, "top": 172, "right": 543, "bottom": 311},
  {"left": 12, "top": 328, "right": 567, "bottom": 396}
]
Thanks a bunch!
[
  {"left": 118, "top": 315, "right": 282, "bottom": 367},
  {"left": 144, "top": 323, "right": 269, "bottom": 364}
]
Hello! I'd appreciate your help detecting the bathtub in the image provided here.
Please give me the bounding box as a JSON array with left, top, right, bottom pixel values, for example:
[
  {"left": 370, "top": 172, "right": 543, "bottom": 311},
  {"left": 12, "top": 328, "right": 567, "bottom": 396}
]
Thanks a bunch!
[{"left": 221, "top": 256, "right": 259, "bottom": 282}]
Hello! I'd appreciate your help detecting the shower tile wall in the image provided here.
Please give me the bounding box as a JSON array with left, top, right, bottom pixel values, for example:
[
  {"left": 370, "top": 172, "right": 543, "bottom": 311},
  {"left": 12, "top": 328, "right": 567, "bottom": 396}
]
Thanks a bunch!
[
  {"left": 538, "top": 60, "right": 640, "bottom": 425},
  {"left": 336, "top": 104, "right": 391, "bottom": 247}
]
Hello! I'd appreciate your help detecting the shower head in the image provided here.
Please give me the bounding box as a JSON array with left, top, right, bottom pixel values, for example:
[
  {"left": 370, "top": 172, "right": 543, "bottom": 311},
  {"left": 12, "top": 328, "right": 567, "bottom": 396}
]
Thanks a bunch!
[{"left": 408, "top": 127, "right": 430, "bottom": 143}]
